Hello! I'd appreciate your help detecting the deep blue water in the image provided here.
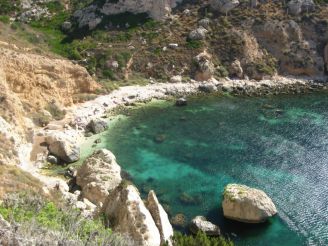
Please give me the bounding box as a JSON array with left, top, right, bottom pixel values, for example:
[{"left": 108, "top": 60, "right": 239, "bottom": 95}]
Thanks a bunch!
[{"left": 101, "top": 93, "right": 328, "bottom": 245}]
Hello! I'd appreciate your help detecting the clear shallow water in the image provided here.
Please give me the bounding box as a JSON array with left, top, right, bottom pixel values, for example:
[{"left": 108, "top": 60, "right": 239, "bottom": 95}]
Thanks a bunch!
[{"left": 101, "top": 93, "right": 328, "bottom": 246}]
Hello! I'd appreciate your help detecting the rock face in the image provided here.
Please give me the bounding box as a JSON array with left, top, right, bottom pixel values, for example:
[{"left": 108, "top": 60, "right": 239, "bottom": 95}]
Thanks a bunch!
[
  {"left": 222, "top": 184, "right": 277, "bottom": 223},
  {"left": 147, "top": 190, "right": 174, "bottom": 246},
  {"left": 287, "top": 0, "right": 315, "bottom": 15},
  {"left": 102, "top": 184, "right": 161, "bottom": 246},
  {"left": 229, "top": 60, "right": 244, "bottom": 78},
  {"left": 189, "top": 216, "right": 221, "bottom": 236},
  {"left": 74, "top": 0, "right": 183, "bottom": 30},
  {"left": 76, "top": 149, "right": 122, "bottom": 205},
  {"left": 86, "top": 119, "right": 108, "bottom": 134},
  {"left": 210, "top": 0, "right": 240, "bottom": 13},
  {"left": 193, "top": 51, "right": 215, "bottom": 81}
]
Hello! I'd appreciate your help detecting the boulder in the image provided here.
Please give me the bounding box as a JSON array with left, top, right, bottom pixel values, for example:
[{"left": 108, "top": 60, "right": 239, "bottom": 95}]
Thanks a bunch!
[
  {"left": 199, "top": 84, "right": 216, "bottom": 93},
  {"left": 170, "top": 75, "right": 182, "bottom": 83},
  {"left": 102, "top": 184, "right": 161, "bottom": 246},
  {"left": 48, "top": 139, "right": 80, "bottom": 163},
  {"left": 86, "top": 119, "right": 108, "bottom": 134},
  {"left": 189, "top": 216, "right": 221, "bottom": 236},
  {"left": 147, "top": 190, "right": 174, "bottom": 246},
  {"left": 222, "top": 184, "right": 277, "bottom": 223},
  {"left": 61, "top": 21, "right": 72, "bottom": 32},
  {"left": 198, "top": 18, "right": 211, "bottom": 28},
  {"left": 287, "top": 0, "right": 315, "bottom": 15},
  {"left": 76, "top": 149, "right": 122, "bottom": 205},
  {"left": 210, "top": 0, "right": 240, "bottom": 14},
  {"left": 188, "top": 27, "right": 208, "bottom": 41},
  {"left": 229, "top": 60, "right": 244, "bottom": 78},
  {"left": 175, "top": 98, "right": 187, "bottom": 106},
  {"left": 193, "top": 51, "right": 215, "bottom": 81},
  {"left": 47, "top": 155, "right": 58, "bottom": 164}
]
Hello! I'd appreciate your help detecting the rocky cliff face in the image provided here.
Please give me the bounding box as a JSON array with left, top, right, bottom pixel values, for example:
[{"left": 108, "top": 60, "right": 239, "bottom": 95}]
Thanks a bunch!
[{"left": 0, "top": 42, "right": 99, "bottom": 164}]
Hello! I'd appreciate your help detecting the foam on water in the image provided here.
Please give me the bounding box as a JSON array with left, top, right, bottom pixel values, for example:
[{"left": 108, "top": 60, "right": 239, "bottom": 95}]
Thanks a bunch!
[{"left": 99, "top": 93, "right": 328, "bottom": 245}]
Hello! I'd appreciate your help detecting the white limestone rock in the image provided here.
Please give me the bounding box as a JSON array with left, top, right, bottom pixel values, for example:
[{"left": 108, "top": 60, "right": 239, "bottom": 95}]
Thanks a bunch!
[
  {"left": 189, "top": 216, "right": 221, "bottom": 236},
  {"left": 210, "top": 0, "right": 240, "bottom": 14},
  {"left": 222, "top": 184, "right": 277, "bottom": 223},
  {"left": 76, "top": 149, "right": 122, "bottom": 205},
  {"left": 147, "top": 190, "right": 174, "bottom": 246},
  {"left": 103, "top": 184, "right": 161, "bottom": 246}
]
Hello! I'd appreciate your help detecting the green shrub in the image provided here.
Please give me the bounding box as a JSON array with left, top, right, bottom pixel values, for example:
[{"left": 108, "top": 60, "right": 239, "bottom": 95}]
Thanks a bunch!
[
  {"left": 186, "top": 40, "right": 203, "bottom": 49},
  {"left": 171, "top": 231, "right": 234, "bottom": 246},
  {"left": 0, "top": 0, "right": 20, "bottom": 15},
  {"left": 0, "top": 15, "right": 10, "bottom": 23},
  {"left": 0, "top": 192, "right": 131, "bottom": 245},
  {"left": 45, "top": 102, "right": 66, "bottom": 121}
]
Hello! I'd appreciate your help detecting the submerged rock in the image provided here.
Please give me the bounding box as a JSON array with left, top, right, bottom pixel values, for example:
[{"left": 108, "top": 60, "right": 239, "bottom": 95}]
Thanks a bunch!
[
  {"left": 147, "top": 190, "right": 174, "bottom": 246},
  {"left": 189, "top": 216, "right": 221, "bottom": 236},
  {"left": 222, "top": 184, "right": 277, "bottom": 223},
  {"left": 171, "top": 213, "right": 186, "bottom": 227},
  {"left": 175, "top": 98, "right": 188, "bottom": 106},
  {"left": 102, "top": 184, "right": 161, "bottom": 246},
  {"left": 76, "top": 149, "right": 122, "bottom": 205}
]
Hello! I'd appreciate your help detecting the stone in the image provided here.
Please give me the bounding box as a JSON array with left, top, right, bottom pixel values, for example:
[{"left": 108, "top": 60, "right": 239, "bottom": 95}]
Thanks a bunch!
[
  {"left": 210, "top": 0, "right": 240, "bottom": 14},
  {"left": 193, "top": 51, "right": 215, "bottom": 81},
  {"left": 199, "top": 84, "right": 216, "bottom": 93},
  {"left": 229, "top": 60, "right": 244, "bottom": 78},
  {"left": 86, "top": 119, "right": 108, "bottom": 134},
  {"left": 102, "top": 184, "right": 161, "bottom": 246},
  {"left": 76, "top": 149, "right": 122, "bottom": 205},
  {"left": 75, "top": 201, "right": 87, "bottom": 210},
  {"left": 175, "top": 98, "right": 187, "bottom": 106},
  {"left": 222, "top": 184, "right": 277, "bottom": 223},
  {"left": 170, "top": 75, "right": 182, "bottom": 83},
  {"left": 62, "top": 21, "right": 72, "bottom": 32},
  {"left": 198, "top": 18, "right": 211, "bottom": 28},
  {"left": 147, "top": 190, "right": 174, "bottom": 246},
  {"left": 168, "top": 43, "right": 179, "bottom": 49},
  {"left": 188, "top": 27, "right": 208, "bottom": 40},
  {"left": 287, "top": 0, "right": 315, "bottom": 15},
  {"left": 47, "top": 155, "right": 58, "bottom": 164},
  {"left": 48, "top": 139, "right": 80, "bottom": 163},
  {"left": 189, "top": 216, "right": 221, "bottom": 236}
]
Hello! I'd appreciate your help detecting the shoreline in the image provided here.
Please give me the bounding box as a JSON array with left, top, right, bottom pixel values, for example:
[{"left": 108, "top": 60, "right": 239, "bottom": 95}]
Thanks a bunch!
[{"left": 17, "top": 76, "right": 328, "bottom": 199}]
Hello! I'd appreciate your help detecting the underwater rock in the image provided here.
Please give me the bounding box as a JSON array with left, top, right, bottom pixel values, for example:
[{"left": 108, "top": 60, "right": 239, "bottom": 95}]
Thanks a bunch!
[
  {"left": 175, "top": 98, "right": 188, "bottom": 106},
  {"left": 222, "top": 184, "right": 277, "bottom": 223},
  {"left": 189, "top": 216, "right": 221, "bottom": 236},
  {"left": 86, "top": 119, "right": 108, "bottom": 134},
  {"left": 154, "top": 134, "right": 166, "bottom": 143},
  {"left": 171, "top": 213, "right": 186, "bottom": 227}
]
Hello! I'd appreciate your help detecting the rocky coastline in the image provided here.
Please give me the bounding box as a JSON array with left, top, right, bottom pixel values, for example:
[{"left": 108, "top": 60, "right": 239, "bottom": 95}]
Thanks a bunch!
[{"left": 15, "top": 75, "right": 327, "bottom": 244}]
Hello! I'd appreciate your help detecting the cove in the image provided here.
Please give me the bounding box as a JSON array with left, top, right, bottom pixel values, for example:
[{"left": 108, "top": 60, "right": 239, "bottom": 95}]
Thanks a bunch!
[{"left": 99, "top": 93, "right": 328, "bottom": 245}]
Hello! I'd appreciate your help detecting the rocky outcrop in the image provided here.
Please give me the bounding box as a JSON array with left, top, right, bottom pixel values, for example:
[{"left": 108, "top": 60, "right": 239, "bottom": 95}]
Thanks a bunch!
[
  {"left": 229, "top": 60, "right": 244, "bottom": 78},
  {"left": 253, "top": 20, "right": 324, "bottom": 77},
  {"left": 193, "top": 51, "right": 215, "bottom": 81},
  {"left": 86, "top": 119, "right": 108, "bottom": 134},
  {"left": 189, "top": 216, "right": 221, "bottom": 236},
  {"left": 222, "top": 184, "right": 277, "bottom": 223},
  {"left": 287, "top": 0, "right": 315, "bottom": 15},
  {"left": 76, "top": 149, "right": 122, "bottom": 205},
  {"left": 147, "top": 190, "right": 174, "bottom": 246},
  {"left": 210, "top": 0, "right": 240, "bottom": 13},
  {"left": 73, "top": 0, "right": 183, "bottom": 30},
  {"left": 103, "top": 184, "right": 161, "bottom": 246}
]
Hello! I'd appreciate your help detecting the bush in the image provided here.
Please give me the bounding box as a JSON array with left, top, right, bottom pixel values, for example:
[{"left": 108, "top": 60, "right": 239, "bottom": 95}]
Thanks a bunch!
[
  {"left": 171, "top": 231, "right": 234, "bottom": 246},
  {"left": 0, "top": 192, "right": 133, "bottom": 245},
  {"left": 0, "top": 0, "right": 20, "bottom": 15},
  {"left": 45, "top": 102, "right": 66, "bottom": 121},
  {"left": 0, "top": 15, "right": 10, "bottom": 23}
]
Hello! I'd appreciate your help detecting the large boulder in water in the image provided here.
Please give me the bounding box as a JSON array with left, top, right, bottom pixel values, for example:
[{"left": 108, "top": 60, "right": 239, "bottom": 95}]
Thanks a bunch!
[
  {"left": 102, "top": 184, "right": 161, "bottom": 246},
  {"left": 189, "top": 216, "right": 221, "bottom": 236},
  {"left": 86, "top": 119, "right": 108, "bottom": 134},
  {"left": 76, "top": 149, "right": 122, "bottom": 205},
  {"left": 147, "top": 190, "right": 174, "bottom": 246},
  {"left": 222, "top": 184, "right": 277, "bottom": 223}
]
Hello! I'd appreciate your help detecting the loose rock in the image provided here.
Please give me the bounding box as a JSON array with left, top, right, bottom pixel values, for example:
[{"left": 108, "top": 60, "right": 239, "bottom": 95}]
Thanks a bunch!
[{"left": 189, "top": 216, "right": 221, "bottom": 236}]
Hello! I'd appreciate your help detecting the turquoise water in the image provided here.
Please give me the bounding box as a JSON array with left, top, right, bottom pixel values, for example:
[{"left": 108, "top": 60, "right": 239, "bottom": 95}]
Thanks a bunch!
[{"left": 101, "top": 93, "right": 328, "bottom": 246}]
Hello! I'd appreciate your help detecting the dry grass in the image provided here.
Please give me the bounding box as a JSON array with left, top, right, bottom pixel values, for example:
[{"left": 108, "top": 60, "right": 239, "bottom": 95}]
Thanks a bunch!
[{"left": 0, "top": 165, "right": 43, "bottom": 199}]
